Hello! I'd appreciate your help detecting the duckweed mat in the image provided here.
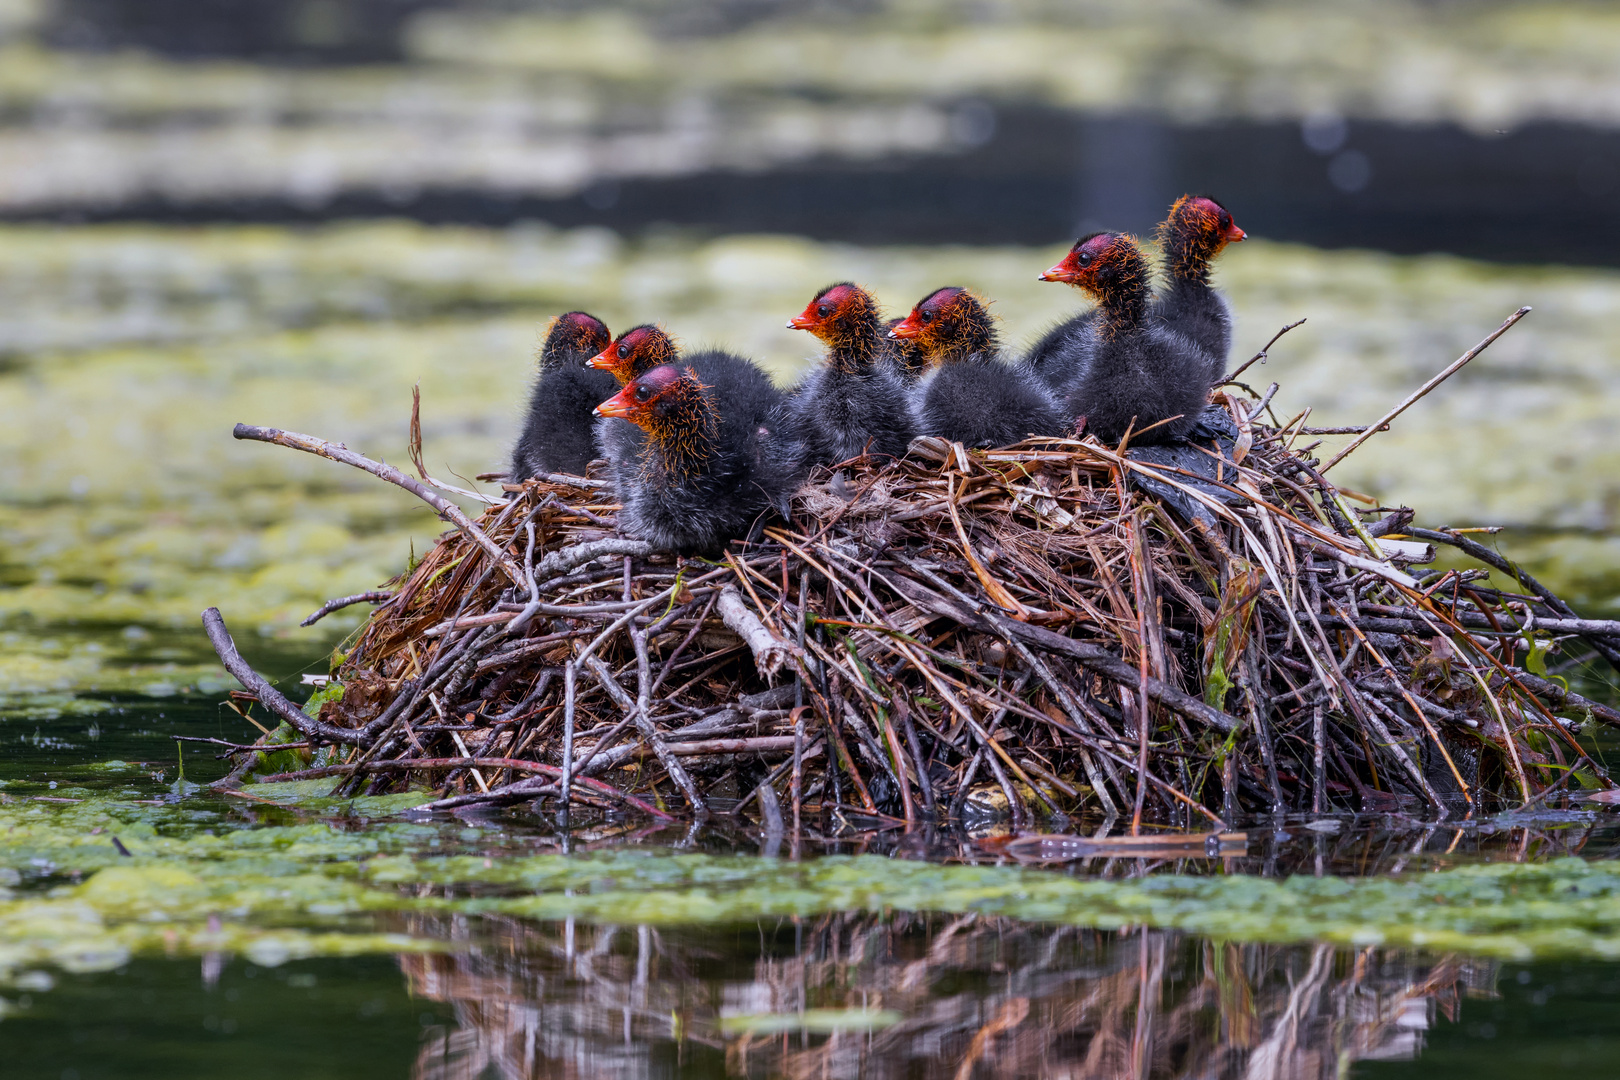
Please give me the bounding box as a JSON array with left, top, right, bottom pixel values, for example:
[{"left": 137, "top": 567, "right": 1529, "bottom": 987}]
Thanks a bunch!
[{"left": 4, "top": 790, "right": 1620, "bottom": 990}]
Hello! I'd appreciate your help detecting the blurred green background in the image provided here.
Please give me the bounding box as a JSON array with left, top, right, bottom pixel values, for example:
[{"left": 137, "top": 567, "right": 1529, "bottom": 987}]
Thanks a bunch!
[{"left": 3, "top": 0, "right": 1619, "bottom": 717}]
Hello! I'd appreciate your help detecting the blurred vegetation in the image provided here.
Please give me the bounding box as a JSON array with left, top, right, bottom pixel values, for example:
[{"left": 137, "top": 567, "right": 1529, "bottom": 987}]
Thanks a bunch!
[{"left": 0, "top": 0, "right": 1617, "bottom": 211}]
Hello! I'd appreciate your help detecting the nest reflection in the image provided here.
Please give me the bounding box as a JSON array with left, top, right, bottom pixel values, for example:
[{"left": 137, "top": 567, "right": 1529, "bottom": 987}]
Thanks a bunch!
[{"left": 397, "top": 913, "right": 1496, "bottom": 1079}]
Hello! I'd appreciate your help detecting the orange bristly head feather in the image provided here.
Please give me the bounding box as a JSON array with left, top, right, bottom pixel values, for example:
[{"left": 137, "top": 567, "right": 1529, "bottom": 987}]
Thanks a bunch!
[
  {"left": 1040, "top": 233, "right": 1150, "bottom": 338},
  {"left": 1157, "top": 194, "right": 1245, "bottom": 284},
  {"left": 788, "top": 282, "right": 885, "bottom": 372},
  {"left": 586, "top": 324, "right": 678, "bottom": 386},
  {"left": 888, "top": 286, "right": 999, "bottom": 367},
  {"left": 594, "top": 364, "right": 719, "bottom": 480}
]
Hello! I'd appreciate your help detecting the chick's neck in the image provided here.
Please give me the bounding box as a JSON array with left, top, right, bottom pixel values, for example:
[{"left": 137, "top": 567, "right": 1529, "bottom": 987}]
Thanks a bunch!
[
  {"left": 639, "top": 380, "right": 721, "bottom": 482},
  {"left": 1087, "top": 250, "right": 1150, "bottom": 341},
  {"left": 1161, "top": 215, "right": 1225, "bottom": 286},
  {"left": 821, "top": 306, "right": 885, "bottom": 375}
]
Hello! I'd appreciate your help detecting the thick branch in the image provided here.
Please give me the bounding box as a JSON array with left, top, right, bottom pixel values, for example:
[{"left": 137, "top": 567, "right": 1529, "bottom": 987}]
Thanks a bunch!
[
  {"left": 717, "top": 586, "right": 793, "bottom": 681},
  {"left": 202, "top": 607, "right": 365, "bottom": 745},
  {"left": 533, "top": 538, "right": 653, "bottom": 582}
]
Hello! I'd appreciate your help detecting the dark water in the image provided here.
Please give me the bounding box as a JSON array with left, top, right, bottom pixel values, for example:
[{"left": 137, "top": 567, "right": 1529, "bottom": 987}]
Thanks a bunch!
[
  {"left": 30, "top": 2, "right": 1620, "bottom": 268},
  {"left": 22, "top": 101, "right": 1620, "bottom": 271},
  {"left": 6, "top": 923, "right": 1620, "bottom": 1078},
  {"left": 4, "top": 690, "right": 1620, "bottom": 1078}
]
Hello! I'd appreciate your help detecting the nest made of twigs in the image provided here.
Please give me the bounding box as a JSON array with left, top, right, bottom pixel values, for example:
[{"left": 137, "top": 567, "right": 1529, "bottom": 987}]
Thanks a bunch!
[{"left": 214, "top": 395, "right": 1620, "bottom": 828}]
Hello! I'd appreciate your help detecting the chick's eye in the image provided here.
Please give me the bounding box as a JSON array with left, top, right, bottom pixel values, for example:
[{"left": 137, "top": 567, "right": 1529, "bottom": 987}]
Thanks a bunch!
[
  {"left": 1077, "top": 253, "right": 1093, "bottom": 266},
  {"left": 816, "top": 305, "right": 829, "bottom": 318},
  {"left": 920, "top": 310, "right": 933, "bottom": 323},
  {"left": 635, "top": 386, "right": 651, "bottom": 401},
  {"left": 616, "top": 344, "right": 629, "bottom": 358}
]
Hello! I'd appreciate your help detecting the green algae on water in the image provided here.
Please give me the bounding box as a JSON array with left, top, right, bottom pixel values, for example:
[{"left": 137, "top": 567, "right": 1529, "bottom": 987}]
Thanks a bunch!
[{"left": 4, "top": 790, "right": 1620, "bottom": 995}]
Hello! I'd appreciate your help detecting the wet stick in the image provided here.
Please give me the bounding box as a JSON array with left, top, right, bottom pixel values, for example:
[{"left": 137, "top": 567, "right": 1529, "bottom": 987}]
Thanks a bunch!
[{"left": 201, "top": 607, "right": 364, "bottom": 749}]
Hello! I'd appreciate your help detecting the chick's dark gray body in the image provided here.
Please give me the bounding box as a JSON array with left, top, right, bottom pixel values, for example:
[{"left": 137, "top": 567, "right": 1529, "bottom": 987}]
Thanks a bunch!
[
  {"left": 1154, "top": 282, "right": 1233, "bottom": 384},
  {"left": 1063, "top": 324, "right": 1211, "bottom": 445},
  {"left": 1024, "top": 309, "right": 1100, "bottom": 389},
  {"left": 917, "top": 357, "right": 1066, "bottom": 447},
  {"left": 790, "top": 363, "right": 915, "bottom": 464},
  {"left": 604, "top": 363, "right": 803, "bottom": 555},
  {"left": 510, "top": 312, "right": 617, "bottom": 478}
]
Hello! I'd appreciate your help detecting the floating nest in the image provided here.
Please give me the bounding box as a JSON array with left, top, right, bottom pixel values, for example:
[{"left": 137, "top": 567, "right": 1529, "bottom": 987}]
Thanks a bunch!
[{"left": 203, "top": 383, "right": 1620, "bottom": 827}]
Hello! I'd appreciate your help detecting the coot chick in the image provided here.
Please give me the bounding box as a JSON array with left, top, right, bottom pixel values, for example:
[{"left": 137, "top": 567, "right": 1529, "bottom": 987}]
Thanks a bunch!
[
  {"left": 1154, "top": 194, "right": 1245, "bottom": 382},
  {"left": 586, "top": 323, "right": 785, "bottom": 424},
  {"left": 586, "top": 323, "right": 791, "bottom": 508},
  {"left": 594, "top": 364, "right": 802, "bottom": 554},
  {"left": 891, "top": 286, "right": 1063, "bottom": 448},
  {"left": 508, "top": 311, "right": 616, "bottom": 478},
  {"left": 787, "top": 282, "right": 915, "bottom": 465},
  {"left": 1040, "top": 233, "right": 1214, "bottom": 446}
]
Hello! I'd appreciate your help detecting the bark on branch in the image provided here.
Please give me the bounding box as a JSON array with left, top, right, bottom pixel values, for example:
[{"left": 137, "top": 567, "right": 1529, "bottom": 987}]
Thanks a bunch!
[
  {"left": 718, "top": 585, "right": 794, "bottom": 682},
  {"left": 202, "top": 607, "right": 365, "bottom": 745}
]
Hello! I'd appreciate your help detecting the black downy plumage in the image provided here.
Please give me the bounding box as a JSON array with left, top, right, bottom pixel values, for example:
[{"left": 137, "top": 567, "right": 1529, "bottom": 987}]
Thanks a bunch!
[
  {"left": 787, "top": 283, "right": 915, "bottom": 466},
  {"left": 1022, "top": 307, "right": 1101, "bottom": 390},
  {"left": 1154, "top": 194, "right": 1246, "bottom": 383},
  {"left": 891, "top": 286, "right": 1063, "bottom": 448},
  {"left": 1040, "top": 232, "right": 1215, "bottom": 446},
  {"left": 595, "top": 364, "right": 804, "bottom": 554},
  {"left": 886, "top": 316, "right": 931, "bottom": 385},
  {"left": 508, "top": 312, "right": 617, "bottom": 478},
  {"left": 585, "top": 323, "right": 795, "bottom": 517}
]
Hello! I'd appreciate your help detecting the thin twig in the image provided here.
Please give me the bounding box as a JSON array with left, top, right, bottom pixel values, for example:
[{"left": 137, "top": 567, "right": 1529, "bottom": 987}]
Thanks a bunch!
[
  {"left": 1321, "top": 307, "right": 1530, "bottom": 472},
  {"left": 233, "top": 423, "right": 522, "bottom": 583},
  {"left": 300, "top": 591, "right": 393, "bottom": 628},
  {"left": 1222, "top": 318, "right": 1306, "bottom": 383}
]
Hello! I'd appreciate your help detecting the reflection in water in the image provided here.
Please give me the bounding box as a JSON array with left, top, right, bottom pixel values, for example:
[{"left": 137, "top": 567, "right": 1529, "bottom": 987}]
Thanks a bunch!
[{"left": 397, "top": 915, "right": 1495, "bottom": 1079}]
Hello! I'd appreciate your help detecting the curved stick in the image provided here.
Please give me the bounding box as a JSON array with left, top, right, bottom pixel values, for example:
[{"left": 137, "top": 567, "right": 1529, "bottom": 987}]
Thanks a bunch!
[
  {"left": 233, "top": 423, "right": 521, "bottom": 585},
  {"left": 717, "top": 586, "right": 793, "bottom": 681},
  {"left": 202, "top": 607, "right": 365, "bottom": 745},
  {"left": 300, "top": 590, "right": 393, "bottom": 627},
  {"left": 533, "top": 537, "right": 653, "bottom": 583}
]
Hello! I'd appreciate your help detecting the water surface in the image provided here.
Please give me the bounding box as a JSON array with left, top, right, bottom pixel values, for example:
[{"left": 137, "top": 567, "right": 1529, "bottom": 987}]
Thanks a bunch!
[{"left": 5, "top": 216, "right": 1620, "bottom": 1077}]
